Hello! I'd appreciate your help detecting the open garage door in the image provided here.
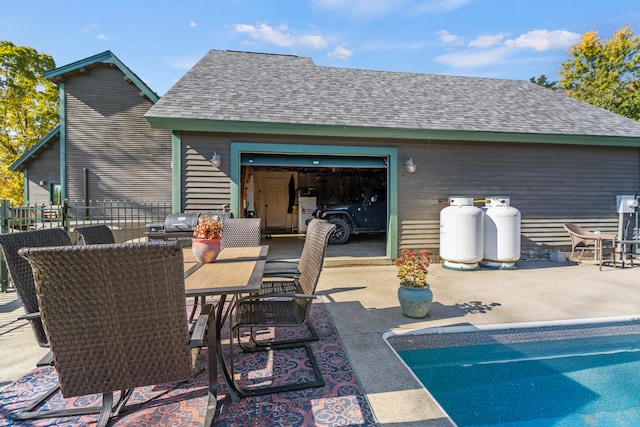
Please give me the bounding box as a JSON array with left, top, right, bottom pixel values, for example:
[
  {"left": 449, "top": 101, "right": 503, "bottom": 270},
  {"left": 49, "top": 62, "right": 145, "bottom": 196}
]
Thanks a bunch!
[{"left": 240, "top": 153, "right": 388, "bottom": 255}]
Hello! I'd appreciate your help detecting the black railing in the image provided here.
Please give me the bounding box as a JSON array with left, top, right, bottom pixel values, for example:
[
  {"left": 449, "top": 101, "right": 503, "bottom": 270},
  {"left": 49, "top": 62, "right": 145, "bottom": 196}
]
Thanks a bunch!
[{"left": 0, "top": 199, "right": 172, "bottom": 292}]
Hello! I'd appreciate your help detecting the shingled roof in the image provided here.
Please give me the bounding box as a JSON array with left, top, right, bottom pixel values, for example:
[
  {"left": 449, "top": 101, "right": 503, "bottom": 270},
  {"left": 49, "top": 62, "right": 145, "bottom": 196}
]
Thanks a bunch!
[{"left": 146, "top": 49, "right": 640, "bottom": 140}]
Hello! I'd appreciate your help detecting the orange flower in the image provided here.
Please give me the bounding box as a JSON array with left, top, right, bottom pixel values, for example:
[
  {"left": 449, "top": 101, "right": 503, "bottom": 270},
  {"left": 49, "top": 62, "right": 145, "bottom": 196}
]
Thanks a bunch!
[{"left": 193, "top": 215, "right": 223, "bottom": 240}]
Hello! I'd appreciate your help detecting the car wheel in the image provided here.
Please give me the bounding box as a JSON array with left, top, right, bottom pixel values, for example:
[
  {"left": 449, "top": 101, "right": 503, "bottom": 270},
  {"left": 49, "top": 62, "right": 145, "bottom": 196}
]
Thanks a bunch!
[{"left": 328, "top": 218, "right": 350, "bottom": 244}]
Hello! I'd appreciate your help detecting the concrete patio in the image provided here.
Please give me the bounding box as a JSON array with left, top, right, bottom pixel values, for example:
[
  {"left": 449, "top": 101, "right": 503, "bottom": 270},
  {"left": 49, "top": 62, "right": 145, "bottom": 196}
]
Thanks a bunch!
[{"left": 2, "top": 237, "right": 640, "bottom": 426}]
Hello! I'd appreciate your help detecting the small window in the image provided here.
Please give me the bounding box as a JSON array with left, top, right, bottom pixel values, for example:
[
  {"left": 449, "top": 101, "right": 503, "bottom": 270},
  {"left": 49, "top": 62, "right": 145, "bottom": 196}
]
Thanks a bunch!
[{"left": 49, "top": 181, "right": 61, "bottom": 205}]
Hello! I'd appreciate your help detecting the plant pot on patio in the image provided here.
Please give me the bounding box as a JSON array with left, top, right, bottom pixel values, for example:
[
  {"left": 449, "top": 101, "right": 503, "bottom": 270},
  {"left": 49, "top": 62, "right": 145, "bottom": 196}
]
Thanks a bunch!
[{"left": 395, "top": 249, "right": 433, "bottom": 318}]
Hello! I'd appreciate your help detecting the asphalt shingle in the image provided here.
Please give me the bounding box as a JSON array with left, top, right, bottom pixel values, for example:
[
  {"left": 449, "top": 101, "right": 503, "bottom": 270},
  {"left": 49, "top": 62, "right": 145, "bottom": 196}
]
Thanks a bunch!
[{"left": 146, "top": 50, "right": 640, "bottom": 138}]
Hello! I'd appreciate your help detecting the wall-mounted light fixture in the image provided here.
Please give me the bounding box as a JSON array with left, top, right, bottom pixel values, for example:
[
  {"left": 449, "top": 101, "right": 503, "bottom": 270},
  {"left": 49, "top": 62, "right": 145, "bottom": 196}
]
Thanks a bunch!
[
  {"left": 404, "top": 157, "right": 417, "bottom": 173},
  {"left": 38, "top": 180, "right": 46, "bottom": 186},
  {"left": 209, "top": 152, "right": 222, "bottom": 167}
]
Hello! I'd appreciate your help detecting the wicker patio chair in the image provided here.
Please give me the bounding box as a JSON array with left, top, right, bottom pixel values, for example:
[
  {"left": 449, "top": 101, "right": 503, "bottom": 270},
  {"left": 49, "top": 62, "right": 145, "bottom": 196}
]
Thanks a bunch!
[
  {"left": 228, "top": 221, "right": 336, "bottom": 396},
  {"left": 563, "top": 223, "right": 616, "bottom": 271},
  {"left": 16, "top": 241, "right": 216, "bottom": 426},
  {"left": 219, "top": 217, "right": 261, "bottom": 249},
  {"left": 0, "top": 228, "right": 72, "bottom": 364},
  {"left": 263, "top": 218, "right": 328, "bottom": 278},
  {"left": 74, "top": 224, "right": 116, "bottom": 244}
]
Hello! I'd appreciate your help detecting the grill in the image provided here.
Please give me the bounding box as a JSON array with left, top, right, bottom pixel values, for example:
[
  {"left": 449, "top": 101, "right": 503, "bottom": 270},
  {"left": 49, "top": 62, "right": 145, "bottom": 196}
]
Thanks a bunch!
[{"left": 145, "top": 212, "right": 233, "bottom": 245}]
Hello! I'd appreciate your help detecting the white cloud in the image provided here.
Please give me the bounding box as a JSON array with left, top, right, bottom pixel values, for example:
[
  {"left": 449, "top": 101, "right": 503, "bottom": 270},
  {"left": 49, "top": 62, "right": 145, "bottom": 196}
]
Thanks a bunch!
[
  {"left": 469, "top": 33, "right": 506, "bottom": 48},
  {"left": 329, "top": 46, "right": 353, "bottom": 59},
  {"left": 435, "top": 47, "right": 509, "bottom": 68},
  {"left": 189, "top": 21, "right": 197, "bottom": 28},
  {"left": 311, "top": 0, "right": 405, "bottom": 19},
  {"left": 97, "top": 34, "right": 109, "bottom": 40},
  {"left": 81, "top": 24, "right": 99, "bottom": 34},
  {"left": 414, "top": 0, "right": 476, "bottom": 13},
  {"left": 436, "top": 30, "right": 464, "bottom": 45},
  {"left": 504, "top": 29, "right": 581, "bottom": 52},
  {"left": 234, "top": 23, "right": 328, "bottom": 50}
]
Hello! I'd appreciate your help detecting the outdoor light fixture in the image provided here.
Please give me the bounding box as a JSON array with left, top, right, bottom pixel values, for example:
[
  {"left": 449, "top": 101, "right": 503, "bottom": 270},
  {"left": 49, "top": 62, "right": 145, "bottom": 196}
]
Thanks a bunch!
[
  {"left": 209, "top": 152, "right": 222, "bottom": 167},
  {"left": 404, "top": 157, "right": 417, "bottom": 173}
]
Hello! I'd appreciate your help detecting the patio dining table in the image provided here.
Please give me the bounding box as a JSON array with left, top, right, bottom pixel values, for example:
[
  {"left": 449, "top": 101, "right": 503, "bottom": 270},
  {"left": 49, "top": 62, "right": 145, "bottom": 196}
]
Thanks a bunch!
[{"left": 183, "top": 245, "right": 269, "bottom": 401}]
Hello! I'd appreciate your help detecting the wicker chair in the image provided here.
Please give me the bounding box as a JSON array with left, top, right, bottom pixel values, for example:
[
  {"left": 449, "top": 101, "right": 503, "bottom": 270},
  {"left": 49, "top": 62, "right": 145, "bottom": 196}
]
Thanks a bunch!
[
  {"left": 16, "top": 241, "right": 216, "bottom": 426},
  {"left": 228, "top": 221, "right": 336, "bottom": 396},
  {"left": 74, "top": 224, "right": 116, "bottom": 244},
  {"left": 563, "top": 223, "right": 616, "bottom": 271},
  {"left": 0, "top": 228, "right": 72, "bottom": 363},
  {"left": 220, "top": 218, "right": 261, "bottom": 249},
  {"left": 263, "top": 218, "right": 328, "bottom": 278}
]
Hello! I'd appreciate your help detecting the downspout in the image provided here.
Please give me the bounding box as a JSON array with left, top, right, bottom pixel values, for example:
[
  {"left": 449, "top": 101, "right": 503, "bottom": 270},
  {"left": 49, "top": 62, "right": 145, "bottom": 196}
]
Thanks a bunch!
[
  {"left": 83, "top": 168, "right": 89, "bottom": 217},
  {"left": 23, "top": 169, "right": 28, "bottom": 204}
]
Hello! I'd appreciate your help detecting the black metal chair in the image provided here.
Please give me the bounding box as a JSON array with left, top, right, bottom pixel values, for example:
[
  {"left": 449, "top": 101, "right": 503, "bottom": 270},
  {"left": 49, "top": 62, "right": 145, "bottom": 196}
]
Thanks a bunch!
[
  {"left": 0, "top": 228, "right": 72, "bottom": 365},
  {"left": 16, "top": 241, "right": 216, "bottom": 426},
  {"left": 228, "top": 221, "right": 336, "bottom": 396},
  {"left": 74, "top": 224, "right": 116, "bottom": 244}
]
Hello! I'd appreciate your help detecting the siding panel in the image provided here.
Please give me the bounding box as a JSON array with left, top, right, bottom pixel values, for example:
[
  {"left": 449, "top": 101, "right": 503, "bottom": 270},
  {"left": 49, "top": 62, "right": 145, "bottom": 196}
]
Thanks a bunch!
[
  {"left": 65, "top": 65, "right": 171, "bottom": 202},
  {"left": 398, "top": 141, "right": 639, "bottom": 256}
]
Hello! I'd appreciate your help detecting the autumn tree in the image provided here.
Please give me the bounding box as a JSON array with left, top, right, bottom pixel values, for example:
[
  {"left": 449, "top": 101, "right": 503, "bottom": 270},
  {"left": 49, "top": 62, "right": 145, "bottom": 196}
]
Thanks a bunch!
[
  {"left": 0, "top": 42, "right": 58, "bottom": 204},
  {"left": 558, "top": 24, "right": 640, "bottom": 121}
]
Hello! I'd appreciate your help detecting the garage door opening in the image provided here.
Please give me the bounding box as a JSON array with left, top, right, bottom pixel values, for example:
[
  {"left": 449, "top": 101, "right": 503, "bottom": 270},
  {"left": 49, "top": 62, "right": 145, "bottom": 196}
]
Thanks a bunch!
[{"left": 240, "top": 154, "right": 388, "bottom": 252}]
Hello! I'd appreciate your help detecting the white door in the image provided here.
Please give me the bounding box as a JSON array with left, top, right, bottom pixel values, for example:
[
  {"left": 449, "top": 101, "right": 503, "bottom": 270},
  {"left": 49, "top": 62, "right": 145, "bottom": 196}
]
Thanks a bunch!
[{"left": 264, "top": 178, "right": 288, "bottom": 229}]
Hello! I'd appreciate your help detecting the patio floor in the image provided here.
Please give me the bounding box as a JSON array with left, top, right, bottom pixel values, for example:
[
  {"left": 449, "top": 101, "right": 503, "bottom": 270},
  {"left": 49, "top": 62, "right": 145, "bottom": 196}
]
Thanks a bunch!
[{"left": 3, "top": 237, "right": 640, "bottom": 426}]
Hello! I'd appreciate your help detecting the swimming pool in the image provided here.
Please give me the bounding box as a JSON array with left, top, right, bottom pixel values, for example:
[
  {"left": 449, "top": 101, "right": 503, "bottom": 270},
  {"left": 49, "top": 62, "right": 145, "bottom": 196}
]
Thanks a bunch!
[{"left": 386, "top": 319, "right": 640, "bottom": 426}]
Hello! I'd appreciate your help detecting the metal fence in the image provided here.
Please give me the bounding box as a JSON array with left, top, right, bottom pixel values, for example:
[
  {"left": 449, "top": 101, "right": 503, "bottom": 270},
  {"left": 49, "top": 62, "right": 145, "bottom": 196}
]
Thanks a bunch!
[{"left": 1, "top": 199, "right": 172, "bottom": 292}]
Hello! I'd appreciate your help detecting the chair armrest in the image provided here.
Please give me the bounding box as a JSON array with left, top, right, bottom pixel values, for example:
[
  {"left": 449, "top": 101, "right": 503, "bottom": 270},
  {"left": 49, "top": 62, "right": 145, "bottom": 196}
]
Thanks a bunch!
[
  {"left": 190, "top": 303, "right": 213, "bottom": 348},
  {"left": 234, "top": 292, "right": 316, "bottom": 306},
  {"left": 18, "top": 311, "right": 42, "bottom": 321}
]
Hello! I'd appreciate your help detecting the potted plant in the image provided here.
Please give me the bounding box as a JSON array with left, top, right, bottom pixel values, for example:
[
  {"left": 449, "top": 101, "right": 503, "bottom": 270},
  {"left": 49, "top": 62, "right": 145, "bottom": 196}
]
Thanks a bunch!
[
  {"left": 395, "top": 249, "right": 433, "bottom": 318},
  {"left": 192, "top": 215, "right": 224, "bottom": 263}
]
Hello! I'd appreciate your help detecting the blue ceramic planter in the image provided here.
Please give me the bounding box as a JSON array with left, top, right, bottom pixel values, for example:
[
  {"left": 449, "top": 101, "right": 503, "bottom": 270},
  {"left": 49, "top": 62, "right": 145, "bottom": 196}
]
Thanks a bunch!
[{"left": 397, "top": 285, "right": 433, "bottom": 318}]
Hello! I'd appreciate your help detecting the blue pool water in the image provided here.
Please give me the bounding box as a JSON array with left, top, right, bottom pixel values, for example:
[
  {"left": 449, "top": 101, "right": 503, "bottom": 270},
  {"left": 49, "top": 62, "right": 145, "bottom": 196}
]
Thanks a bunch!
[{"left": 393, "top": 322, "right": 640, "bottom": 426}]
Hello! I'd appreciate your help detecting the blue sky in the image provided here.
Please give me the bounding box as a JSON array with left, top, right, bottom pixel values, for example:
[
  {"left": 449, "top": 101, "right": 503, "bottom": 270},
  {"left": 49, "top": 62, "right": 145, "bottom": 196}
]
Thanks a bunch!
[{"left": 2, "top": 0, "right": 638, "bottom": 95}]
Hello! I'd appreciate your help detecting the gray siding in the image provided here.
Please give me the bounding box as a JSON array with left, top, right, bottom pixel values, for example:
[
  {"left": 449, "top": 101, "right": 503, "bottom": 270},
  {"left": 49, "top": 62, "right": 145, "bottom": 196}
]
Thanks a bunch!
[
  {"left": 26, "top": 138, "right": 61, "bottom": 204},
  {"left": 181, "top": 133, "right": 232, "bottom": 212},
  {"left": 179, "top": 132, "right": 640, "bottom": 256},
  {"left": 398, "top": 141, "right": 639, "bottom": 254},
  {"left": 65, "top": 65, "right": 171, "bottom": 202}
]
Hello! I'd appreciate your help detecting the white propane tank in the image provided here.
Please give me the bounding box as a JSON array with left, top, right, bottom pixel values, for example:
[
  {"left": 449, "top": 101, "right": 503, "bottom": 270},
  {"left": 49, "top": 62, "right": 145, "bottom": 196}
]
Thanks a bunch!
[
  {"left": 439, "top": 196, "right": 484, "bottom": 270},
  {"left": 481, "top": 197, "right": 521, "bottom": 269}
]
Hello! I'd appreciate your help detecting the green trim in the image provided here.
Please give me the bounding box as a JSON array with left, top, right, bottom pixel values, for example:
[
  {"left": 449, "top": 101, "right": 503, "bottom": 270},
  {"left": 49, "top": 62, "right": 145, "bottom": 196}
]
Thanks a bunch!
[
  {"left": 9, "top": 126, "right": 60, "bottom": 172},
  {"left": 241, "top": 154, "right": 387, "bottom": 167},
  {"left": 231, "top": 142, "right": 398, "bottom": 258},
  {"left": 145, "top": 117, "right": 640, "bottom": 148},
  {"left": 59, "top": 84, "right": 66, "bottom": 201},
  {"left": 171, "top": 131, "right": 182, "bottom": 212},
  {"left": 44, "top": 50, "right": 159, "bottom": 102}
]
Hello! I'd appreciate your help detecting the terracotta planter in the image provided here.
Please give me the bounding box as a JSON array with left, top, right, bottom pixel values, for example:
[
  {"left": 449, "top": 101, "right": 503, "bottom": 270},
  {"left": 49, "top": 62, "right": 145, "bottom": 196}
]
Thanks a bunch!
[
  {"left": 397, "top": 284, "right": 433, "bottom": 318},
  {"left": 191, "top": 238, "right": 221, "bottom": 263}
]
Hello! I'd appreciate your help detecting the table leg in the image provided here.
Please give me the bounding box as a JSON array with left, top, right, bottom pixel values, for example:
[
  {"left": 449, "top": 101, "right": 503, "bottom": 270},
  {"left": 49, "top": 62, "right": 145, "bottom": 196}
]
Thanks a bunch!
[{"left": 213, "top": 295, "right": 240, "bottom": 402}]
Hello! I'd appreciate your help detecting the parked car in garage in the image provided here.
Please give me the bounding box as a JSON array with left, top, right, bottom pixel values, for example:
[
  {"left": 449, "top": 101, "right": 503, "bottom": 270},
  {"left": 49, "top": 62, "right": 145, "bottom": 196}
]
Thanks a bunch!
[{"left": 308, "top": 187, "right": 387, "bottom": 244}]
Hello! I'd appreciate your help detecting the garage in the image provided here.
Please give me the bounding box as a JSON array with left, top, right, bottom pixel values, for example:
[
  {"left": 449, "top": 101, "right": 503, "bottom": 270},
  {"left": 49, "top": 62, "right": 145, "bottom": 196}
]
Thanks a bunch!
[{"left": 239, "top": 153, "right": 388, "bottom": 245}]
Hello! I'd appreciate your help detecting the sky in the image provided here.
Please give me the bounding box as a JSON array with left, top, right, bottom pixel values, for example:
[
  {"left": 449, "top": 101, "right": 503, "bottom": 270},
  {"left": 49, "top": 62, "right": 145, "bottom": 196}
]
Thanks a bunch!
[{"left": 2, "top": 0, "right": 638, "bottom": 96}]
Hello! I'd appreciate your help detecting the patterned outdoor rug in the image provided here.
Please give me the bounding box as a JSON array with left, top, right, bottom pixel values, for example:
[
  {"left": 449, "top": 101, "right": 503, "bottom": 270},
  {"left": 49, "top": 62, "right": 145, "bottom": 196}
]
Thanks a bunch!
[{"left": 0, "top": 302, "right": 377, "bottom": 426}]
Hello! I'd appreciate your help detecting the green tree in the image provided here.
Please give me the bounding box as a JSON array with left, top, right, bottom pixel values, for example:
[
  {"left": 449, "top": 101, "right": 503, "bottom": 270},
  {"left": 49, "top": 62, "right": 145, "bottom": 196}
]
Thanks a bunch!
[
  {"left": 558, "top": 24, "right": 640, "bottom": 121},
  {"left": 0, "top": 41, "right": 58, "bottom": 204},
  {"left": 529, "top": 74, "right": 557, "bottom": 90}
]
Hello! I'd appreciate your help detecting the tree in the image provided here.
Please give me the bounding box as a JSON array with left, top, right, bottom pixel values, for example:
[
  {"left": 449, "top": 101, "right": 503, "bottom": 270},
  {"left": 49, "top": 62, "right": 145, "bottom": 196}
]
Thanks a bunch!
[
  {"left": 529, "top": 74, "right": 557, "bottom": 90},
  {"left": 0, "top": 42, "right": 58, "bottom": 204},
  {"left": 558, "top": 24, "right": 640, "bottom": 121}
]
